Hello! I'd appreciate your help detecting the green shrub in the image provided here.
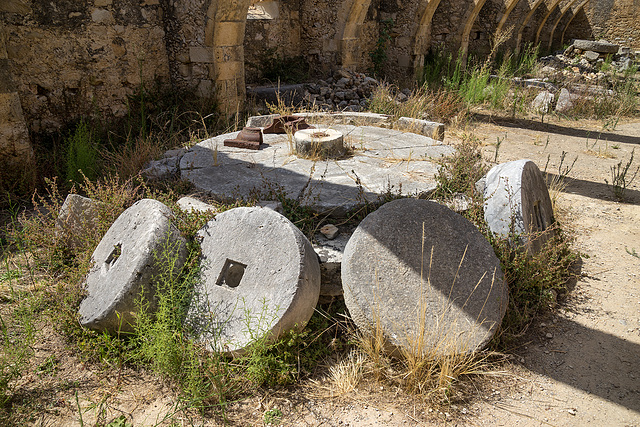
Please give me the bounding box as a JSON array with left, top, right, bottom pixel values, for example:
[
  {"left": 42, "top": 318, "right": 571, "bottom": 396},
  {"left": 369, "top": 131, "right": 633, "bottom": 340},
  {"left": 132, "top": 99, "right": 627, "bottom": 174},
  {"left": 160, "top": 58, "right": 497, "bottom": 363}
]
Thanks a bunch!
[{"left": 65, "top": 120, "right": 100, "bottom": 185}]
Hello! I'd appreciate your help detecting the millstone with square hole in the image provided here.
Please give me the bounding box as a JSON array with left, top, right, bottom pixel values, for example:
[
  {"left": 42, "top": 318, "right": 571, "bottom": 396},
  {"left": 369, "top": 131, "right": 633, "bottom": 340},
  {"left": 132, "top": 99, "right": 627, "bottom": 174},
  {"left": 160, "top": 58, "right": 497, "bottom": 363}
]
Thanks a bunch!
[
  {"left": 341, "top": 199, "right": 507, "bottom": 356},
  {"left": 78, "top": 199, "right": 187, "bottom": 333},
  {"left": 188, "top": 207, "right": 321, "bottom": 355},
  {"left": 483, "top": 159, "right": 555, "bottom": 254}
]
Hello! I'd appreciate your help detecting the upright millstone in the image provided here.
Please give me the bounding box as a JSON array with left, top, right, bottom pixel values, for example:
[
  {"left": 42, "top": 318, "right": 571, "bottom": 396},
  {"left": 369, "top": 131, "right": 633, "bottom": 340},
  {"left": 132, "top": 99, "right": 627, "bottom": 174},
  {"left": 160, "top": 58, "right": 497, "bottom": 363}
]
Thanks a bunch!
[
  {"left": 341, "top": 199, "right": 507, "bottom": 356},
  {"left": 188, "top": 207, "right": 321, "bottom": 355},
  {"left": 78, "top": 199, "right": 187, "bottom": 333},
  {"left": 482, "top": 159, "right": 555, "bottom": 253}
]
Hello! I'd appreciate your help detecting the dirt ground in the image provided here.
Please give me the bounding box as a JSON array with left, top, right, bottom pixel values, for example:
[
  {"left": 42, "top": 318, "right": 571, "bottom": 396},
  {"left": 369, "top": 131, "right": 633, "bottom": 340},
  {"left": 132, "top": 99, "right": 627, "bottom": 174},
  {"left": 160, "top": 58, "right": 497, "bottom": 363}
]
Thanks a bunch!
[{"left": 4, "top": 114, "right": 639, "bottom": 426}]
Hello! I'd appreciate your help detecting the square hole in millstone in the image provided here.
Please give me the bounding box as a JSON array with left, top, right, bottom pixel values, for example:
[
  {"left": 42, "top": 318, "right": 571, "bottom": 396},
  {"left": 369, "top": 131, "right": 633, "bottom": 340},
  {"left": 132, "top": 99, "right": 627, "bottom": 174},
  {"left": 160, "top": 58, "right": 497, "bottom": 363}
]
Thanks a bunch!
[{"left": 216, "top": 259, "right": 247, "bottom": 288}]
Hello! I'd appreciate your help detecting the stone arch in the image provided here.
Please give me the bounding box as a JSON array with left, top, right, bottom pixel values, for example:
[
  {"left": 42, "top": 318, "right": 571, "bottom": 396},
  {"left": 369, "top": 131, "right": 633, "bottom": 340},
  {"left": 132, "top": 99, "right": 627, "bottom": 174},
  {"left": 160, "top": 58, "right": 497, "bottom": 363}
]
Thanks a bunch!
[
  {"left": 494, "top": 0, "right": 524, "bottom": 45},
  {"left": 533, "top": 0, "right": 567, "bottom": 47},
  {"left": 547, "top": 0, "right": 583, "bottom": 50},
  {"left": 205, "top": 0, "right": 253, "bottom": 115},
  {"left": 459, "top": 0, "right": 491, "bottom": 62},
  {"left": 341, "top": 0, "right": 373, "bottom": 70},
  {"left": 412, "top": 0, "right": 444, "bottom": 69},
  {"left": 514, "top": 0, "right": 546, "bottom": 52},
  {"left": 560, "top": 1, "right": 589, "bottom": 47}
]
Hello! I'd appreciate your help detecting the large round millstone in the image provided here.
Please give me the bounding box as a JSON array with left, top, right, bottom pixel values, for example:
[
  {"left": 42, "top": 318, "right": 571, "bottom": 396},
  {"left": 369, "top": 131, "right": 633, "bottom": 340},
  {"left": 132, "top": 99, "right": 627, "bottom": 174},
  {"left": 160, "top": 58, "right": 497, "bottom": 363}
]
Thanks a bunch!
[
  {"left": 79, "top": 199, "right": 187, "bottom": 333},
  {"left": 188, "top": 207, "right": 321, "bottom": 355},
  {"left": 483, "top": 159, "right": 555, "bottom": 253},
  {"left": 341, "top": 199, "right": 507, "bottom": 356}
]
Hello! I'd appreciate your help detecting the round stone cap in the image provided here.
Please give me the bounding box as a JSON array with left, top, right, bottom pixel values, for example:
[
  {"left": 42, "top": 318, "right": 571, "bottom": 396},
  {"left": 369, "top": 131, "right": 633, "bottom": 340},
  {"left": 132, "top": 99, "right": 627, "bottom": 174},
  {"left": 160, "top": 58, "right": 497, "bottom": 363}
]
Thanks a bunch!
[
  {"left": 189, "top": 207, "right": 321, "bottom": 355},
  {"left": 342, "top": 198, "right": 508, "bottom": 356},
  {"left": 79, "top": 199, "right": 187, "bottom": 333},
  {"left": 483, "top": 159, "right": 555, "bottom": 253},
  {"left": 294, "top": 128, "right": 345, "bottom": 158}
]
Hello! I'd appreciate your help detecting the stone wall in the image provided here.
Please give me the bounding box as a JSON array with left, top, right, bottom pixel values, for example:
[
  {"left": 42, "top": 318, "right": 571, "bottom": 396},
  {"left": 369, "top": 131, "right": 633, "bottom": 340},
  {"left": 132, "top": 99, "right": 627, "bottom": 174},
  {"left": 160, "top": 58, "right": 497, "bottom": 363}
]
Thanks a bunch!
[{"left": 1, "top": 0, "right": 638, "bottom": 179}]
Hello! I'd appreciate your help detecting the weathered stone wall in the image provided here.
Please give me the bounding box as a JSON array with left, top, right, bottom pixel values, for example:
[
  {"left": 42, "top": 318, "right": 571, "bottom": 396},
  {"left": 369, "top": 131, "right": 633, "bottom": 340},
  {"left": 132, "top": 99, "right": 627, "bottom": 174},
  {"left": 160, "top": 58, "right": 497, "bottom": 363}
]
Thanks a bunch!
[
  {"left": 1, "top": 0, "right": 638, "bottom": 178},
  {"left": 2, "top": 0, "right": 171, "bottom": 133},
  {"left": 581, "top": 0, "right": 640, "bottom": 48}
]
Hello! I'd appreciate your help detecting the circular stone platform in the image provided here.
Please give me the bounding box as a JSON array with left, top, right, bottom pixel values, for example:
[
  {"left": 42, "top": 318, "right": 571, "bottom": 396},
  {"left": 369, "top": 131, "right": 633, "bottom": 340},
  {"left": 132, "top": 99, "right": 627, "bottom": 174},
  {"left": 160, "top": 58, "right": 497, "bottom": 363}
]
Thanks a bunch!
[
  {"left": 187, "top": 207, "right": 321, "bottom": 355},
  {"left": 180, "top": 123, "right": 455, "bottom": 217},
  {"left": 341, "top": 198, "right": 508, "bottom": 356}
]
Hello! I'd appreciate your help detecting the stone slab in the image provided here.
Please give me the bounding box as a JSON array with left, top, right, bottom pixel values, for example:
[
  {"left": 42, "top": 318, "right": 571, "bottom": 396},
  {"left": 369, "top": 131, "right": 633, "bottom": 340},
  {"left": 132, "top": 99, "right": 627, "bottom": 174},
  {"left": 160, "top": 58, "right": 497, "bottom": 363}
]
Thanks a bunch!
[
  {"left": 176, "top": 196, "right": 218, "bottom": 214},
  {"left": 180, "top": 124, "right": 455, "bottom": 217},
  {"left": 573, "top": 39, "right": 619, "bottom": 54},
  {"left": 341, "top": 198, "right": 507, "bottom": 356},
  {"left": 397, "top": 117, "right": 445, "bottom": 141},
  {"left": 79, "top": 199, "right": 188, "bottom": 333},
  {"left": 483, "top": 159, "right": 556, "bottom": 253},
  {"left": 55, "top": 194, "right": 99, "bottom": 248},
  {"left": 187, "top": 207, "right": 320, "bottom": 355}
]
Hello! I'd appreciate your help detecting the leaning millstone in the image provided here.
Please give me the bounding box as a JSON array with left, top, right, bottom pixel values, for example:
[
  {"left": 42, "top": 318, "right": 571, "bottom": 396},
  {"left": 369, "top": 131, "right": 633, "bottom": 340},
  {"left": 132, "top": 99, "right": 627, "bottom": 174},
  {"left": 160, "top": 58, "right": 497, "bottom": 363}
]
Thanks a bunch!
[
  {"left": 398, "top": 117, "right": 445, "bottom": 141},
  {"left": 483, "top": 159, "right": 555, "bottom": 253},
  {"left": 79, "top": 199, "right": 188, "bottom": 333},
  {"left": 342, "top": 199, "right": 507, "bottom": 356},
  {"left": 188, "top": 207, "right": 320, "bottom": 355},
  {"left": 55, "top": 194, "right": 99, "bottom": 248}
]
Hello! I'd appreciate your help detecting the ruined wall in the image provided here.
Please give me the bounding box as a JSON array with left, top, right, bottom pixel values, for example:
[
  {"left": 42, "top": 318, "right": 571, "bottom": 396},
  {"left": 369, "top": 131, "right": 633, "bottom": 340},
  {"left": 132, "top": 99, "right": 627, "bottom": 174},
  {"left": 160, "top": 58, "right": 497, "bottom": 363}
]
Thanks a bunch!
[
  {"left": 580, "top": 0, "right": 640, "bottom": 48},
  {"left": 1, "top": 0, "right": 639, "bottom": 178},
  {"left": 244, "top": 0, "right": 303, "bottom": 83},
  {"left": 2, "top": 0, "right": 171, "bottom": 133}
]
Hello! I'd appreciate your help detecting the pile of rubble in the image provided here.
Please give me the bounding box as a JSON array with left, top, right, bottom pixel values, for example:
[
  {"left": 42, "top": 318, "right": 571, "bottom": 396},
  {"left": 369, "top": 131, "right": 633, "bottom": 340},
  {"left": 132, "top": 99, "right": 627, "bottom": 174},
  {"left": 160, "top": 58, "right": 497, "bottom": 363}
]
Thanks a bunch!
[
  {"left": 539, "top": 39, "right": 638, "bottom": 81},
  {"left": 248, "top": 69, "right": 412, "bottom": 112}
]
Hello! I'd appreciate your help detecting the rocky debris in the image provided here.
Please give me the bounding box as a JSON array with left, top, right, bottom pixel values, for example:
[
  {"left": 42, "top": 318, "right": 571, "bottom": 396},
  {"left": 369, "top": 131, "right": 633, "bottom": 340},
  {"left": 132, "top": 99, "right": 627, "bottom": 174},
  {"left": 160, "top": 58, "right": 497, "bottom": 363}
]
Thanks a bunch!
[
  {"left": 341, "top": 198, "right": 508, "bottom": 356},
  {"left": 482, "top": 159, "right": 555, "bottom": 254},
  {"left": 555, "top": 88, "right": 580, "bottom": 113},
  {"left": 531, "top": 91, "right": 555, "bottom": 114},
  {"left": 313, "top": 227, "right": 353, "bottom": 301},
  {"left": 320, "top": 224, "right": 339, "bottom": 240},
  {"left": 78, "top": 199, "right": 188, "bottom": 333},
  {"left": 142, "top": 148, "right": 186, "bottom": 180},
  {"left": 188, "top": 207, "right": 321, "bottom": 355},
  {"left": 302, "top": 69, "right": 381, "bottom": 112}
]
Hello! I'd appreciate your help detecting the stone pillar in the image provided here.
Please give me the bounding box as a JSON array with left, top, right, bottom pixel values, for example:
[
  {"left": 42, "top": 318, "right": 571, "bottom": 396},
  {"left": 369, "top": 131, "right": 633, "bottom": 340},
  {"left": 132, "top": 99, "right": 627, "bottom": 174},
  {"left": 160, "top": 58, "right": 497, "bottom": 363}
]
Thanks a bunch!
[
  {"left": 0, "top": 25, "right": 35, "bottom": 194},
  {"left": 209, "top": 1, "right": 252, "bottom": 117}
]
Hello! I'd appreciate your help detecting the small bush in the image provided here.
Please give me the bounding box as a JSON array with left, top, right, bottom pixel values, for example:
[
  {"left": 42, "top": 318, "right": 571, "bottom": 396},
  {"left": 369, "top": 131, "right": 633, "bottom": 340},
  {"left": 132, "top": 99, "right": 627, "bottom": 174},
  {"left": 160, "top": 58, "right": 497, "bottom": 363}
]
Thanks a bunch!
[{"left": 65, "top": 120, "right": 100, "bottom": 185}]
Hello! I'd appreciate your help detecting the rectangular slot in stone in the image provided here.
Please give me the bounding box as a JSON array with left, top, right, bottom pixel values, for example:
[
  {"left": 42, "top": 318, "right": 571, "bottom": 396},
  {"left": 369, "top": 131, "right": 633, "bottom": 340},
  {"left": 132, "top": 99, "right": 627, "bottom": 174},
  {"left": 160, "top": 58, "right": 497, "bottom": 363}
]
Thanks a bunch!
[
  {"left": 216, "top": 259, "right": 246, "bottom": 288},
  {"left": 105, "top": 243, "right": 122, "bottom": 270}
]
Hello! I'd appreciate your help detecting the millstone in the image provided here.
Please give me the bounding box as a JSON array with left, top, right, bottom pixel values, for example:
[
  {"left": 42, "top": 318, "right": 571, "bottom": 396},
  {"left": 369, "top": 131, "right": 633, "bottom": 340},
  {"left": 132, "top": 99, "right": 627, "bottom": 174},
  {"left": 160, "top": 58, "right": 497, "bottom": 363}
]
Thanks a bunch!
[
  {"left": 483, "top": 159, "right": 555, "bottom": 253},
  {"left": 79, "top": 199, "right": 188, "bottom": 333},
  {"left": 188, "top": 207, "right": 321, "bottom": 355},
  {"left": 341, "top": 199, "right": 507, "bottom": 356}
]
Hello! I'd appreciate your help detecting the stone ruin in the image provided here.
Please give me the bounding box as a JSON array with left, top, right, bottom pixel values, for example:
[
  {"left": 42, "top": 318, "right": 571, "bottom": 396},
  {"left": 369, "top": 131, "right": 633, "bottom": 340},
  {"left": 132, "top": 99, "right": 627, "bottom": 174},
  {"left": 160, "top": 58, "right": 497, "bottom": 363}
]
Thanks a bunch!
[{"left": 72, "top": 118, "right": 557, "bottom": 357}]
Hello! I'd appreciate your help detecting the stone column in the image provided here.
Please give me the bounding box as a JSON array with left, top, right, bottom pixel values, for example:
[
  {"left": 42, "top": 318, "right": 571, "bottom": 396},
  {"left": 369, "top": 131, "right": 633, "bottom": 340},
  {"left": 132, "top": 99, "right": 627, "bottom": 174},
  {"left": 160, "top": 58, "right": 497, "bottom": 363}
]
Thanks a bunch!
[{"left": 0, "top": 24, "right": 35, "bottom": 194}]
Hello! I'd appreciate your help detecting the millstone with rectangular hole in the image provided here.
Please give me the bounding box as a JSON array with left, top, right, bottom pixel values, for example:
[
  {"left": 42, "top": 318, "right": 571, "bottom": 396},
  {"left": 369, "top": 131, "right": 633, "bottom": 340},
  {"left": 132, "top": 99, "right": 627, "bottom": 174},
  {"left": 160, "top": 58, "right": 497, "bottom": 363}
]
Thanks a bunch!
[
  {"left": 187, "top": 207, "right": 321, "bottom": 355},
  {"left": 78, "top": 199, "right": 187, "bottom": 333},
  {"left": 483, "top": 159, "right": 556, "bottom": 254},
  {"left": 341, "top": 199, "right": 507, "bottom": 356}
]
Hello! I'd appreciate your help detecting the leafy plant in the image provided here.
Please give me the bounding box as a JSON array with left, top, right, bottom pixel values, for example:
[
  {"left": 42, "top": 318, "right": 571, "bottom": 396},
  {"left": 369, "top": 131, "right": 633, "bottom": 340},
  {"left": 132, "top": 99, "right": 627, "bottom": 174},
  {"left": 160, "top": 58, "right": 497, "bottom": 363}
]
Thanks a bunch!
[
  {"left": 369, "top": 19, "right": 394, "bottom": 77},
  {"left": 65, "top": 120, "right": 100, "bottom": 185}
]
